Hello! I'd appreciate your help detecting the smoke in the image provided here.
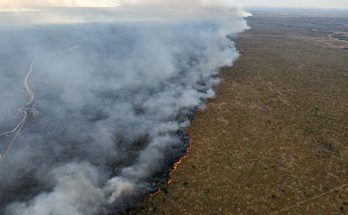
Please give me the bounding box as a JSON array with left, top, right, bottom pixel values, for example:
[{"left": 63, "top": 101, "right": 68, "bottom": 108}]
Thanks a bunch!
[
  {"left": 0, "top": 0, "right": 237, "bottom": 9},
  {"left": 0, "top": 0, "right": 120, "bottom": 8},
  {"left": 0, "top": 1, "right": 248, "bottom": 214}
]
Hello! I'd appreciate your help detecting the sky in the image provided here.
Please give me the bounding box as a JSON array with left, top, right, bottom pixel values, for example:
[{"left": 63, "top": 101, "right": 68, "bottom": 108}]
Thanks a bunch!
[
  {"left": 234, "top": 0, "right": 348, "bottom": 9},
  {"left": 0, "top": 0, "right": 348, "bottom": 9}
]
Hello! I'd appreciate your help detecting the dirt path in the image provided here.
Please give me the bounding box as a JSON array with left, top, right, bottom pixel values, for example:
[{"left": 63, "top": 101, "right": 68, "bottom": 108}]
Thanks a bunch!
[{"left": 0, "top": 45, "right": 78, "bottom": 160}]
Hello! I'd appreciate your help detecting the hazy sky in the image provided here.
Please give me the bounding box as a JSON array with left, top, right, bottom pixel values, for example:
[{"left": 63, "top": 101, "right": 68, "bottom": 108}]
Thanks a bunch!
[
  {"left": 234, "top": 0, "right": 348, "bottom": 9},
  {"left": 0, "top": 0, "right": 347, "bottom": 9}
]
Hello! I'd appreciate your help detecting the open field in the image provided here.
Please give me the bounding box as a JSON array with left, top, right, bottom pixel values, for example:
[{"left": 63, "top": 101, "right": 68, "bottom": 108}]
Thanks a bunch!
[{"left": 130, "top": 11, "right": 348, "bottom": 214}]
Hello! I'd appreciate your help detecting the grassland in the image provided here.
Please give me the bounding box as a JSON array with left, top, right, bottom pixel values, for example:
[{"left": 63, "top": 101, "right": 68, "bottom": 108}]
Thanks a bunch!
[{"left": 130, "top": 11, "right": 348, "bottom": 214}]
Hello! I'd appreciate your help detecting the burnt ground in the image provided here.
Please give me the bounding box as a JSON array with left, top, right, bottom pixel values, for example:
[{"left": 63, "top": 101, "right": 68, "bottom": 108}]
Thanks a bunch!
[{"left": 129, "top": 10, "right": 348, "bottom": 214}]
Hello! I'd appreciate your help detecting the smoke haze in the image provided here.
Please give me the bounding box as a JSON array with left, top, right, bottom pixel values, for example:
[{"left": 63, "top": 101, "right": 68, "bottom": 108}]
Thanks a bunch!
[{"left": 0, "top": 1, "right": 248, "bottom": 214}]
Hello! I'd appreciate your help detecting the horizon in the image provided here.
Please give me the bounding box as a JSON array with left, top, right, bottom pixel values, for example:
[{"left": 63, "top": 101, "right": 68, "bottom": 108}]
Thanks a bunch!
[
  {"left": 0, "top": 0, "right": 347, "bottom": 10},
  {"left": 0, "top": 5, "right": 347, "bottom": 11},
  {"left": 234, "top": 0, "right": 348, "bottom": 9}
]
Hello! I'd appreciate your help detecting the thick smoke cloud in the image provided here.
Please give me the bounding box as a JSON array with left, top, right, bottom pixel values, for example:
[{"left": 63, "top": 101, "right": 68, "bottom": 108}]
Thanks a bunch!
[
  {"left": 0, "top": 1, "right": 248, "bottom": 214},
  {"left": 0, "top": 0, "right": 237, "bottom": 9}
]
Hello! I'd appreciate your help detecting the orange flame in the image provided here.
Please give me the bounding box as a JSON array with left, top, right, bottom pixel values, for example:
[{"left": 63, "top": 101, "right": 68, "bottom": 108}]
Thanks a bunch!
[
  {"left": 168, "top": 138, "right": 192, "bottom": 184},
  {"left": 151, "top": 137, "right": 192, "bottom": 196}
]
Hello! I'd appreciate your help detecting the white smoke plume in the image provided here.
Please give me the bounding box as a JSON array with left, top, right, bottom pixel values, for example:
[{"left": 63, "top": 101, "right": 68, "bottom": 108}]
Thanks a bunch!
[
  {"left": 0, "top": 1, "right": 248, "bottom": 214},
  {"left": 0, "top": 0, "right": 235, "bottom": 8},
  {"left": 0, "top": 0, "right": 119, "bottom": 8}
]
